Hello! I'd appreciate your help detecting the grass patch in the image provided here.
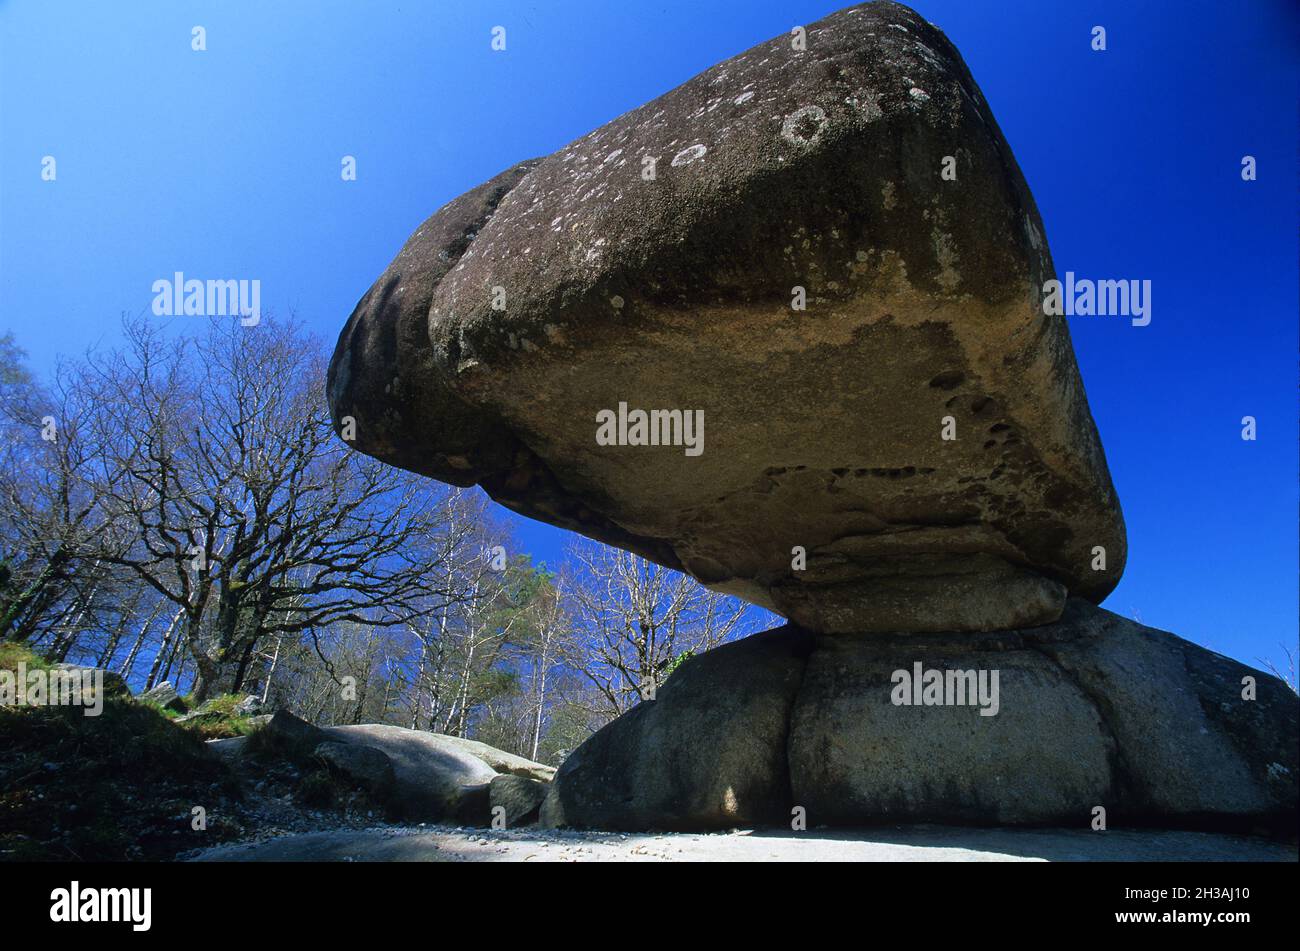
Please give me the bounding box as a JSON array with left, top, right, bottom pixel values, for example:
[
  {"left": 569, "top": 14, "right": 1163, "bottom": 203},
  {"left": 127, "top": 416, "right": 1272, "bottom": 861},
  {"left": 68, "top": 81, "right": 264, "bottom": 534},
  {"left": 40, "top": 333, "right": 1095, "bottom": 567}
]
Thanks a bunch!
[
  {"left": 172, "top": 693, "right": 265, "bottom": 740},
  {"left": 0, "top": 640, "right": 51, "bottom": 673}
]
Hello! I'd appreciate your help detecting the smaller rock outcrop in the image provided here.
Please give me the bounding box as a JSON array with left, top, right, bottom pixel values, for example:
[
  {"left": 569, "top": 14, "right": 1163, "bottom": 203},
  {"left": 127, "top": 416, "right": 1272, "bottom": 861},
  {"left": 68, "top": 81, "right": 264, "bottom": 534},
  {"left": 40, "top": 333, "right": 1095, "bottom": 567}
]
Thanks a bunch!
[
  {"left": 139, "top": 681, "right": 188, "bottom": 713},
  {"left": 260, "top": 708, "right": 328, "bottom": 747},
  {"left": 322, "top": 724, "right": 497, "bottom": 822},
  {"left": 313, "top": 741, "right": 397, "bottom": 798},
  {"left": 248, "top": 711, "right": 555, "bottom": 824},
  {"left": 436, "top": 734, "right": 556, "bottom": 782},
  {"left": 490, "top": 774, "right": 548, "bottom": 827}
]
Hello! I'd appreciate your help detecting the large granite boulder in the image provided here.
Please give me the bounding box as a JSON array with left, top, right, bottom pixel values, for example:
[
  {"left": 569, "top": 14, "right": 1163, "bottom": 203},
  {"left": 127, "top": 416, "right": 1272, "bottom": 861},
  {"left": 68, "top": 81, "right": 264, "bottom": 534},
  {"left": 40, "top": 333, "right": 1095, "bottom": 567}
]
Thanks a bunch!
[
  {"left": 543, "top": 602, "right": 1298, "bottom": 833},
  {"left": 328, "top": 0, "right": 1125, "bottom": 634},
  {"left": 540, "top": 625, "right": 813, "bottom": 831}
]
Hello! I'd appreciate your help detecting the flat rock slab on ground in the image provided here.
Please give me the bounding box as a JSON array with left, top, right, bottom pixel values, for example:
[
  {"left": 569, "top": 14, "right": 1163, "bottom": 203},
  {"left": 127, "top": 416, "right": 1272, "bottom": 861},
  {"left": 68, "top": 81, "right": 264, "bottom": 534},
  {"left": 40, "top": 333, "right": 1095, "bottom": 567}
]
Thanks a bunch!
[
  {"left": 188, "top": 825, "right": 1297, "bottom": 863},
  {"left": 321, "top": 723, "right": 497, "bottom": 822}
]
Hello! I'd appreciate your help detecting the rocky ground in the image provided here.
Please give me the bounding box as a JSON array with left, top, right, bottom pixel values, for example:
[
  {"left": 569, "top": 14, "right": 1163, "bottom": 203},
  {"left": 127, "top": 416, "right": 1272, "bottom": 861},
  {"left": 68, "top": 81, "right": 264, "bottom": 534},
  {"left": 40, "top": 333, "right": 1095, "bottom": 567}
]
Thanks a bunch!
[
  {"left": 6, "top": 647, "right": 1293, "bottom": 863},
  {"left": 186, "top": 823, "right": 1299, "bottom": 863}
]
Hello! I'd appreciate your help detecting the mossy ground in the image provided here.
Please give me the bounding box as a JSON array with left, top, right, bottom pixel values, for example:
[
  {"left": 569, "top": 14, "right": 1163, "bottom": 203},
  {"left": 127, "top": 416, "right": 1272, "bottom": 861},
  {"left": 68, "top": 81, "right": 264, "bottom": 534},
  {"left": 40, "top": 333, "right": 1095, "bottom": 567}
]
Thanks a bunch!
[
  {"left": 0, "top": 643, "right": 244, "bottom": 860},
  {"left": 1, "top": 643, "right": 393, "bottom": 859},
  {"left": 162, "top": 692, "right": 266, "bottom": 740}
]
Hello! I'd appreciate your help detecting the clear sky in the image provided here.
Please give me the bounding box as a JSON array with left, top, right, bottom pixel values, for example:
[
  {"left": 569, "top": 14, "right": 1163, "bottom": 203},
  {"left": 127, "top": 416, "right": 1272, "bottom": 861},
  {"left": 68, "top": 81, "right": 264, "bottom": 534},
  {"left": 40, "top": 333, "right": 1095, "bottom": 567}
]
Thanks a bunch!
[{"left": 2, "top": 0, "right": 1296, "bottom": 670}]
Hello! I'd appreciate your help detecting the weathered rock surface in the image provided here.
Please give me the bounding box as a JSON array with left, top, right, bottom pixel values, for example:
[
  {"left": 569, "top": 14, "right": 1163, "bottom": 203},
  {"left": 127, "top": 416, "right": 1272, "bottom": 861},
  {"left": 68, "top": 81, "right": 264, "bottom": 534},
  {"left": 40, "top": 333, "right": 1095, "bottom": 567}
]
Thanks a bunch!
[
  {"left": 434, "top": 733, "right": 556, "bottom": 782},
  {"left": 252, "top": 712, "right": 555, "bottom": 823},
  {"left": 490, "top": 774, "right": 548, "bottom": 827},
  {"left": 321, "top": 724, "right": 498, "bottom": 823},
  {"left": 48, "top": 663, "right": 130, "bottom": 699},
  {"left": 313, "top": 741, "right": 397, "bottom": 797},
  {"left": 262, "top": 709, "right": 330, "bottom": 750},
  {"left": 139, "top": 681, "right": 187, "bottom": 712},
  {"left": 790, "top": 624, "right": 1112, "bottom": 825},
  {"left": 544, "top": 602, "right": 1299, "bottom": 833},
  {"left": 328, "top": 0, "right": 1125, "bottom": 633},
  {"left": 541, "top": 625, "right": 813, "bottom": 831}
]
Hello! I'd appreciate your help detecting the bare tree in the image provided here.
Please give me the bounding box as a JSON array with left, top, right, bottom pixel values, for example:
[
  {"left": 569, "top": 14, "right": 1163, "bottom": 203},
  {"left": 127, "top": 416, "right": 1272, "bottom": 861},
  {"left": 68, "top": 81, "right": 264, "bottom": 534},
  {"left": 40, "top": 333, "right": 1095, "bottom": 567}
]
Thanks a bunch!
[
  {"left": 560, "top": 538, "right": 762, "bottom": 719},
  {"left": 524, "top": 579, "right": 566, "bottom": 760},
  {"left": 1259, "top": 643, "right": 1299, "bottom": 696},
  {"left": 0, "top": 340, "right": 117, "bottom": 644},
  {"left": 78, "top": 315, "right": 472, "bottom": 701}
]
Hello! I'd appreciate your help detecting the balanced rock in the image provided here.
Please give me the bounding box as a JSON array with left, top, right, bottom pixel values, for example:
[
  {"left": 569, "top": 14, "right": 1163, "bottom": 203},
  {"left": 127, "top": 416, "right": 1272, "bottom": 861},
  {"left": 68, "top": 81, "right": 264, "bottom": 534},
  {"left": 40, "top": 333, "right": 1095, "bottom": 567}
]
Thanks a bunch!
[
  {"left": 329, "top": 0, "right": 1125, "bottom": 633},
  {"left": 542, "top": 602, "right": 1299, "bottom": 832}
]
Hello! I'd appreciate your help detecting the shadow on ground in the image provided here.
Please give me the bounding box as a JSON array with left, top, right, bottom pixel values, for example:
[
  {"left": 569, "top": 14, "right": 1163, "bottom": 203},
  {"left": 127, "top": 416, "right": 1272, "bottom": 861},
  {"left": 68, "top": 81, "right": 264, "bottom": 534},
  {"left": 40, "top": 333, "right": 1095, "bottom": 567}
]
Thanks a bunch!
[{"left": 187, "top": 824, "right": 1298, "bottom": 863}]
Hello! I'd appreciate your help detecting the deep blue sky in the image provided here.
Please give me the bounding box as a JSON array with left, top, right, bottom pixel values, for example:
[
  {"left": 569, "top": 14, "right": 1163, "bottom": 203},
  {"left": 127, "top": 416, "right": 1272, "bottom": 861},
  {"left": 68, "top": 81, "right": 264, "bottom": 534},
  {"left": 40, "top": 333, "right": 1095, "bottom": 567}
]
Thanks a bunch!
[{"left": 2, "top": 1, "right": 1296, "bottom": 670}]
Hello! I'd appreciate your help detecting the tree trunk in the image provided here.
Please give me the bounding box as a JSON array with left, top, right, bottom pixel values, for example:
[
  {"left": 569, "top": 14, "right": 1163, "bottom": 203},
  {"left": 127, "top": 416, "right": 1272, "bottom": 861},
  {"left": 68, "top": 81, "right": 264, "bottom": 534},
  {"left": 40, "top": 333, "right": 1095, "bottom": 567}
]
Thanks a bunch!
[
  {"left": 231, "top": 636, "right": 260, "bottom": 694},
  {"left": 119, "top": 600, "right": 166, "bottom": 680},
  {"left": 0, "top": 546, "right": 69, "bottom": 641},
  {"left": 260, "top": 636, "right": 282, "bottom": 705},
  {"left": 409, "top": 635, "right": 428, "bottom": 729},
  {"left": 144, "top": 606, "right": 185, "bottom": 690},
  {"left": 181, "top": 613, "right": 219, "bottom": 703},
  {"left": 531, "top": 636, "right": 550, "bottom": 761}
]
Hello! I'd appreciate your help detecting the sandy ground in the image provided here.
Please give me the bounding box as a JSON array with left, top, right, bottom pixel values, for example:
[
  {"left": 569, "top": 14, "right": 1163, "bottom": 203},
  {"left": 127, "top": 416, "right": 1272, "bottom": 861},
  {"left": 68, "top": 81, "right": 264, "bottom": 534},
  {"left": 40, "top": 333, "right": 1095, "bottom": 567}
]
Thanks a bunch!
[{"left": 187, "top": 823, "right": 1298, "bottom": 862}]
